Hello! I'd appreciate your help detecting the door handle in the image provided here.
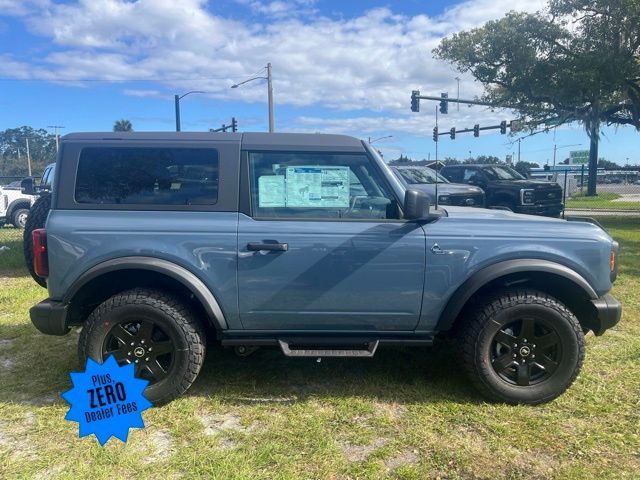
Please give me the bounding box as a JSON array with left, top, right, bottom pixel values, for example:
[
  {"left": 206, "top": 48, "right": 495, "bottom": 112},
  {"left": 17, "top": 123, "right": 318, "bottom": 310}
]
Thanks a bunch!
[
  {"left": 247, "top": 242, "right": 288, "bottom": 252},
  {"left": 431, "top": 243, "right": 446, "bottom": 255}
]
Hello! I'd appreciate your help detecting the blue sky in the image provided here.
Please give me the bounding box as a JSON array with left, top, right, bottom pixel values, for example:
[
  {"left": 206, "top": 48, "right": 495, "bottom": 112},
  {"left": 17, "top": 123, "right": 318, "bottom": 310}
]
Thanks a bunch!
[{"left": 1, "top": 0, "right": 638, "bottom": 166}]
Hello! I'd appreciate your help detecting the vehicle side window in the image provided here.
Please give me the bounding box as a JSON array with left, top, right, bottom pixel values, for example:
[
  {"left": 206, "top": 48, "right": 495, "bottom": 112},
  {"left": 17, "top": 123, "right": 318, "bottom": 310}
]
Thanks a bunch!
[
  {"left": 75, "top": 147, "right": 219, "bottom": 205},
  {"left": 463, "top": 168, "right": 479, "bottom": 182},
  {"left": 442, "top": 168, "right": 460, "bottom": 182},
  {"left": 248, "top": 152, "right": 400, "bottom": 220},
  {"left": 40, "top": 167, "right": 51, "bottom": 187}
]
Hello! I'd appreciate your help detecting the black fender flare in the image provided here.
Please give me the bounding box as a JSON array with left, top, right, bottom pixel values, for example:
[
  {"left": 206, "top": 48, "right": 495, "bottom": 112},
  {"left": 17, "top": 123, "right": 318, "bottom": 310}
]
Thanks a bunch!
[
  {"left": 435, "top": 259, "right": 598, "bottom": 331},
  {"left": 64, "top": 256, "right": 228, "bottom": 330}
]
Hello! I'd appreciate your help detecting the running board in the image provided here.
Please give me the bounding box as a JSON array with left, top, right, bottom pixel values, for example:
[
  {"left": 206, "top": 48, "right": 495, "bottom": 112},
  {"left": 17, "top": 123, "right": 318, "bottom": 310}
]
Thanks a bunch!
[{"left": 277, "top": 339, "right": 379, "bottom": 358}]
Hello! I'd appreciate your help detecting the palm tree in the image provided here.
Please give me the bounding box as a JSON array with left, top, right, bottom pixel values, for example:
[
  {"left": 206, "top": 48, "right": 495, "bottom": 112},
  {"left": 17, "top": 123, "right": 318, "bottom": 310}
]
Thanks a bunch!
[{"left": 113, "top": 119, "right": 133, "bottom": 132}]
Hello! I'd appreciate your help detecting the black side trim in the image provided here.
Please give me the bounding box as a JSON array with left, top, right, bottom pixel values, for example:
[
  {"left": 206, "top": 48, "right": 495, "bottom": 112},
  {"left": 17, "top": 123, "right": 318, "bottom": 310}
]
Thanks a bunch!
[
  {"left": 30, "top": 299, "right": 70, "bottom": 336},
  {"left": 436, "top": 259, "right": 598, "bottom": 331},
  {"left": 64, "top": 256, "right": 228, "bottom": 330},
  {"left": 590, "top": 294, "right": 622, "bottom": 336}
]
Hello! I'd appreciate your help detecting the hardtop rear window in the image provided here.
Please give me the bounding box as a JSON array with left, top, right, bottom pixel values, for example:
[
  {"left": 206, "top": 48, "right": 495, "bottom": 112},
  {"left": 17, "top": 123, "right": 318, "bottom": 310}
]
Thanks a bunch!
[{"left": 75, "top": 147, "right": 219, "bottom": 205}]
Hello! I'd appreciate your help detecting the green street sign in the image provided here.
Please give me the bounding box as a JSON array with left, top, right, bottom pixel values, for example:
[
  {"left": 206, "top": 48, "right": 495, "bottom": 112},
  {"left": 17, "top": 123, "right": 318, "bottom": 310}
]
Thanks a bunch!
[{"left": 569, "top": 150, "right": 589, "bottom": 165}]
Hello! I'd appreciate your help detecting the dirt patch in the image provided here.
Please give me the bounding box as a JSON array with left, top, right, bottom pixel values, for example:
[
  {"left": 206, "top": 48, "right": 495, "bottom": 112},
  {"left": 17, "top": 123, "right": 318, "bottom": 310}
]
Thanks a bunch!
[
  {"left": 384, "top": 450, "right": 420, "bottom": 470},
  {"left": 34, "top": 464, "right": 65, "bottom": 480},
  {"left": 341, "top": 437, "right": 388, "bottom": 463},
  {"left": 373, "top": 401, "right": 407, "bottom": 421},
  {"left": 233, "top": 396, "right": 297, "bottom": 405},
  {"left": 142, "top": 429, "right": 173, "bottom": 464},
  {"left": 1, "top": 357, "right": 15, "bottom": 369},
  {"left": 0, "top": 338, "right": 15, "bottom": 348},
  {"left": 198, "top": 412, "right": 256, "bottom": 436}
]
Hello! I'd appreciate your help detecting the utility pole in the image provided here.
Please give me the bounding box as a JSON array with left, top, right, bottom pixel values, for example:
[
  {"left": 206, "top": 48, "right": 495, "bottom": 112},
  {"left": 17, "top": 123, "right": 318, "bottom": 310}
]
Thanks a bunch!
[
  {"left": 553, "top": 144, "right": 557, "bottom": 169},
  {"left": 267, "top": 62, "right": 274, "bottom": 133},
  {"left": 518, "top": 138, "right": 521, "bottom": 163},
  {"left": 455, "top": 77, "right": 460, "bottom": 112},
  {"left": 47, "top": 125, "right": 65, "bottom": 152},
  {"left": 174, "top": 95, "right": 181, "bottom": 132},
  {"left": 25, "top": 138, "right": 32, "bottom": 176}
]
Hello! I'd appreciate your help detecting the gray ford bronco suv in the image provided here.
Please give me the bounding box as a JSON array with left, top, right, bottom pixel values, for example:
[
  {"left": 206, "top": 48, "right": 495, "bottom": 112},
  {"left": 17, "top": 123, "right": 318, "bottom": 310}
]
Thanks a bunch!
[{"left": 29, "top": 132, "right": 621, "bottom": 405}]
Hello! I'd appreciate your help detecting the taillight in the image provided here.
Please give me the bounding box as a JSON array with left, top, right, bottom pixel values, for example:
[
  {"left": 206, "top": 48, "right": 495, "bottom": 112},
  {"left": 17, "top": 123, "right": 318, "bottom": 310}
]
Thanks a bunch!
[{"left": 32, "top": 229, "right": 49, "bottom": 277}]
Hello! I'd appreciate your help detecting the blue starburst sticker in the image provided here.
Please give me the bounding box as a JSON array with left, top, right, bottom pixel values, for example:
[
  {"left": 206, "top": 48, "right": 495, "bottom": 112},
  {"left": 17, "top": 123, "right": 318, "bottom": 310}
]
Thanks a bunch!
[{"left": 62, "top": 355, "right": 153, "bottom": 445}]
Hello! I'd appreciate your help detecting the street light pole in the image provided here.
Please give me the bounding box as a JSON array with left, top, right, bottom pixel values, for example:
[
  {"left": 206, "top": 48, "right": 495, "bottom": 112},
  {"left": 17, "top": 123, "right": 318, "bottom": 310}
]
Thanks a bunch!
[
  {"left": 267, "top": 63, "right": 274, "bottom": 133},
  {"left": 231, "top": 64, "right": 275, "bottom": 132},
  {"left": 455, "top": 77, "right": 460, "bottom": 112},
  {"left": 47, "top": 125, "right": 65, "bottom": 152},
  {"left": 174, "top": 91, "right": 206, "bottom": 132},
  {"left": 174, "top": 95, "right": 181, "bottom": 132}
]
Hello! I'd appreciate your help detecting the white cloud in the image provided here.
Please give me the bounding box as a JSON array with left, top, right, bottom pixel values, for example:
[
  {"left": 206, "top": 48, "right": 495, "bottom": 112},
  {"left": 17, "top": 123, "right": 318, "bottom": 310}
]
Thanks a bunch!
[{"left": 2, "top": 0, "right": 546, "bottom": 134}]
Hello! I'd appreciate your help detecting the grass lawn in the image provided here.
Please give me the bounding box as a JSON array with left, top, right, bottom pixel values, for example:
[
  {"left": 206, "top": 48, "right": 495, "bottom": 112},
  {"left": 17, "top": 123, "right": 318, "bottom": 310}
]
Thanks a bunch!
[
  {"left": 566, "top": 192, "right": 640, "bottom": 210},
  {"left": 1, "top": 219, "right": 639, "bottom": 479}
]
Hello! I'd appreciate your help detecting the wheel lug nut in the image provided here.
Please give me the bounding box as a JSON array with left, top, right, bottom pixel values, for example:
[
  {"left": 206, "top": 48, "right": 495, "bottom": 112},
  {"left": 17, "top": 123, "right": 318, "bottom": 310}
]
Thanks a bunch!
[
  {"left": 145, "top": 357, "right": 149, "bottom": 361},
  {"left": 531, "top": 354, "right": 535, "bottom": 359},
  {"left": 513, "top": 354, "right": 517, "bottom": 358},
  {"left": 130, "top": 342, "right": 134, "bottom": 346},
  {"left": 127, "top": 351, "right": 131, "bottom": 355},
  {"left": 523, "top": 339, "right": 528, "bottom": 343},
  {"left": 513, "top": 344, "right": 518, "bottom": 348},
  {"left": 148, "top": 347, "right": 153, "bottom": 352},
  {"left": 141, "top": 340, "right": 145, "bottom": 344},
  {"left": 135, "top": 360, "right": 139, "bottom": 363}
]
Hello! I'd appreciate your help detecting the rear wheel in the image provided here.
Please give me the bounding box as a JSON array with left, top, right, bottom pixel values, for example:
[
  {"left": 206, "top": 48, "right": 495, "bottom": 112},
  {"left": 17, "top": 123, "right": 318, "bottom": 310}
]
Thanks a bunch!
[
  {"left": 461, "top": 289, "right": 585, "bottom": 405},
  {"left": 79, "top": 288, "right": 206, "bottom": 404},
  {"left": 23, "top": 194, "right": 51, "bottom": 287}
]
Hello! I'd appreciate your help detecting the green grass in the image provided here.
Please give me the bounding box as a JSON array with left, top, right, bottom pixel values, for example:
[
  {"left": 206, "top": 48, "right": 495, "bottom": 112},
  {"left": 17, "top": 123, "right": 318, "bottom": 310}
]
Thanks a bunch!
[
  {"left": 566, "top": 192, "right": 640, "bottom": 210},
  {"left": 1, "top": 220, "right": 639, "bottom": 479}
]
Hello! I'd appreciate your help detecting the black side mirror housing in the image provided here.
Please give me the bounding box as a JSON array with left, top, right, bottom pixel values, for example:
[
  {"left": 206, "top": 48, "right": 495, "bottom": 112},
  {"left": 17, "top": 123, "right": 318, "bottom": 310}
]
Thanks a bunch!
[
  {"left": 21, "top": 177, "right": 35, "bottom": 195},
  {"left": 404, "top": 189, "right": 431, "bottom": 220}
]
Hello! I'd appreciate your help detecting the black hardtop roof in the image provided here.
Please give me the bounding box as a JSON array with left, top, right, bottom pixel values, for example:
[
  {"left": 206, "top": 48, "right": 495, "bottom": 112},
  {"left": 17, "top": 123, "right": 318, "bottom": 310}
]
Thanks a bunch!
[
  {"left": 61, "top": 132, "right": 365, "bottom": 150},
  {"left": 443, "top": 164, "right": 513, "bottom": 169}
]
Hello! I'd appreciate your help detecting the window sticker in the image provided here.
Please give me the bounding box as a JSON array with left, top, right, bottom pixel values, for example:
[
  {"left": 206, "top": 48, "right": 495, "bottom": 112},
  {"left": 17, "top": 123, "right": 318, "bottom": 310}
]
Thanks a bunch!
[
  {"left": 258, "top": 175, "right": 286, "bottom": 207},
  {"left": 285, "top": 166, "right": 350, "bottom": 208}
]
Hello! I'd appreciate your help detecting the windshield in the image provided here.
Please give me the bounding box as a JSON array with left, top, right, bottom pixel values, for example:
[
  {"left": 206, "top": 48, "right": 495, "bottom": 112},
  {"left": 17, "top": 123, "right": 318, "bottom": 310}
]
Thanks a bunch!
[
  {"left": 397, "top": 167, "right": 449, "bottom": 185},
  {"left": 483, "top": 165, "right": 525, "bottom": 180}
]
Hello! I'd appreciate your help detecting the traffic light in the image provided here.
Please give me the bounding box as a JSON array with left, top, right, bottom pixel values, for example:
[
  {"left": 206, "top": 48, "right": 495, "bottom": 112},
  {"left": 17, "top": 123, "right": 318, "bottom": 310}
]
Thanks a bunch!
[
  {"left": 450, "top": 127, "right": 456, "bottom": 140},
  {"left": 433, "top": 127, "right": 438, "bottom": 142},
  {"left": 231, "top": 117, "right": 238, "bottom": 132},
  {"left": 411, "top": 90, "right": 420, "bottom": 112},
  {"left": 473, "top": 124, "right": 480, "bottom": 137},
  {"left": 500, "top": 120, "right": 507, "bottom": 134},
  {"left": 439, "top": 93, "right": 448, "bottom": 114}
]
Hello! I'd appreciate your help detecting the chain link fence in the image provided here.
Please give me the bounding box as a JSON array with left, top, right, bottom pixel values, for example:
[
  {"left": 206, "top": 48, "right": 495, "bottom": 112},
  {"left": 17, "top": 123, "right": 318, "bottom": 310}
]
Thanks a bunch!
[{"left": 532, "top": 167, "right": 640, "bottom": 217}]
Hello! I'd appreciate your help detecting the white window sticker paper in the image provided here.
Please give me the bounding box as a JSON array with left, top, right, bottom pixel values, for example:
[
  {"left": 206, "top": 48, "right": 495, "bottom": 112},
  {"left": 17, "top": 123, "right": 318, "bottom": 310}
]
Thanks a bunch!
[
  {"left": 285, "top": 166, "right": 350, "bottom": 207},
  {"left": 258, "top": 175, "right": 286, "bottom": 207}
]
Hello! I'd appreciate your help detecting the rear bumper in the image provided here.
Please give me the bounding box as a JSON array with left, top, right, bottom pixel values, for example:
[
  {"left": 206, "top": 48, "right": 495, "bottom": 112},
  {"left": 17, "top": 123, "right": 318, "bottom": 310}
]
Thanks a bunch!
[
  {"left": 30, "top": 299, "right": 70, "bottom": 336},
  {"left": 590, "top": 294, "right": 622, "bottom": 336}
]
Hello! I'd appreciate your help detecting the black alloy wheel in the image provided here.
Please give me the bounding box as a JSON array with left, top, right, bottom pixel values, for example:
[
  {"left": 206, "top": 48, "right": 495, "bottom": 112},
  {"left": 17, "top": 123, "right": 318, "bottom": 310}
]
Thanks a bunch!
[
  {"left": 490, "top": 317, "right": 562, "bottom": 387},
  {"left": 102, "top": 318, "right": 177, "bottom": 384}
]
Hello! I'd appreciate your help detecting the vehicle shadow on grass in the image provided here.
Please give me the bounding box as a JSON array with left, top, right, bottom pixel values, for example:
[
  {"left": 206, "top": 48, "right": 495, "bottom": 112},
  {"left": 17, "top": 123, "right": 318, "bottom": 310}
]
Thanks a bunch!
[
  {"left": 0, "top": 321, "right": 481, "bottom": 408},
  {"left": 189, "top": 342, "right": 482, "bottom": 406}
]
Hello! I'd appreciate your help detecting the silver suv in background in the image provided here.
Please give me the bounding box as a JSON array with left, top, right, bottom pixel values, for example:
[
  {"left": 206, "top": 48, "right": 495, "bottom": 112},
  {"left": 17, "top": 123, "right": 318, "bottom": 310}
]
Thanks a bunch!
[{"left": 391, "top": 165, "right": 485, "bottom": 207}]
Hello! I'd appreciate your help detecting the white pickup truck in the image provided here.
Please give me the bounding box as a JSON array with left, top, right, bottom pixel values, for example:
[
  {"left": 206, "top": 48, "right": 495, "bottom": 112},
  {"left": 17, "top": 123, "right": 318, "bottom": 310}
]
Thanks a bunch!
[{"left": 0, "top": 183, "right": 35, "bottom": 228}]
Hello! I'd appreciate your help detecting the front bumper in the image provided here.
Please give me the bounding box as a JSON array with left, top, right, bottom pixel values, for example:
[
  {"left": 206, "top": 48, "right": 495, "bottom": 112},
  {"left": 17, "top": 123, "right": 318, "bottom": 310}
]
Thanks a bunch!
[
  {"left": 30, "top": 299, "right": 70, "bottom": 336},
  {"left": 513, "top": 203, "right": 564, "bottom": 217},
  {"left": 590, "top": 294, "right": 622, "bottom": 336}
]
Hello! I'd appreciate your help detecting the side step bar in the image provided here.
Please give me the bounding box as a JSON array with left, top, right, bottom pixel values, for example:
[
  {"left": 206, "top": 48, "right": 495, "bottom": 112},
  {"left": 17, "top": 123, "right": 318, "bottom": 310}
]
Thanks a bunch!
[{"left": 278, "top": 339, "right": 379, "bottom": 358}]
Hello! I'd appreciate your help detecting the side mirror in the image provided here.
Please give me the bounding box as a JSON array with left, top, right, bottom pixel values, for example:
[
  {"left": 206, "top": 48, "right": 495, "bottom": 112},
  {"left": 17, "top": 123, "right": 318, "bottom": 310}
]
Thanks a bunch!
[
  {"left": 404, "top": 189, "right": 431, "bottom": 220},
  {"left": 21, "top": 177, "right": 35, "bottom": 195}
]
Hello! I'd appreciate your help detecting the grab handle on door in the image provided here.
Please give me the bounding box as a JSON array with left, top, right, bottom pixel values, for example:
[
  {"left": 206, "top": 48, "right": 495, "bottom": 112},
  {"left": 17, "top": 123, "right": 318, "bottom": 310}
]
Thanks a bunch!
[{"left": 247, "top": 242, "right": 288, "bottom": 252}]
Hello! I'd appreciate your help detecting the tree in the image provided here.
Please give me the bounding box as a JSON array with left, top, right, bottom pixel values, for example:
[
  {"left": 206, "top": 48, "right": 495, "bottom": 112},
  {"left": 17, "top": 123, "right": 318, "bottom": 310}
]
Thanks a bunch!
[
  {"left": 598, "top": 158, "right": 622, "bottom": 169},
  {"left": 514, "top": 161, "right": 540, "bottom": 177},
  {"left": 434, "top": 0, "right": 640, "bottom": 196},
  {"left": 464, "top": 155, "right": 502, "bottom": 165},
  {"left": 113, "top": 119, "right": 133, "bottom": 132},
  {"left": 0, "top": 126, "right": 57, "bottom": 177}
]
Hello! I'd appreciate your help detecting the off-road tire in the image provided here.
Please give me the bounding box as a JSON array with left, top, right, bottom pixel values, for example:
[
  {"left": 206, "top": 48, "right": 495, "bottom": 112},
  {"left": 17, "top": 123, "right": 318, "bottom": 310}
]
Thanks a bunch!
[
  {"left": 461, "top": 289, "right": 585, "bottom": 405},
  {"left": 11, "top": 206, "right": 30, "bottom": 229},
  {"left": 79, "top": 288, "right": 206, "bottom": 404},
  {"left": 23, "top": 193, "right": 51, "bottom": 287}
]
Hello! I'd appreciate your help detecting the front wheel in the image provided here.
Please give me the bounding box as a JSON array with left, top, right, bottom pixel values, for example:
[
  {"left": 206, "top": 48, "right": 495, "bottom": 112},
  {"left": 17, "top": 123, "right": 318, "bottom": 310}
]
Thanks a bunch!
[
  {"left": 79, "top": 288, "right": 206, "bottom": 404},
  {"left": 461, "top": 289, "right": 585, "bottom": 405},
  {"left": 12, "top": 208, "right": 29, "bottom": 229}
]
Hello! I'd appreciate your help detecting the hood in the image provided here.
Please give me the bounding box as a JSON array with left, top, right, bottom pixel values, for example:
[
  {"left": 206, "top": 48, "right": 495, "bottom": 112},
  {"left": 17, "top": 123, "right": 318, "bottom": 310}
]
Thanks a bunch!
[
  {"left": 407, "top": 183, "right": 483, "bottom": 196},
  {"left": 492, "top": 179, "right": 561, "bottom": 188}
]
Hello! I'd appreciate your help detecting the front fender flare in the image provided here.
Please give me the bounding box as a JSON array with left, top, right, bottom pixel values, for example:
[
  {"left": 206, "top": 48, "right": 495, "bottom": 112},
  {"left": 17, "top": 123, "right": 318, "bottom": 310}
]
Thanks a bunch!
[
  {"left": 435, "top": 259, "right": 598, "bottom": 331},
  {"left": 64, "top": 256, "right": 228, "bottom": 330}
]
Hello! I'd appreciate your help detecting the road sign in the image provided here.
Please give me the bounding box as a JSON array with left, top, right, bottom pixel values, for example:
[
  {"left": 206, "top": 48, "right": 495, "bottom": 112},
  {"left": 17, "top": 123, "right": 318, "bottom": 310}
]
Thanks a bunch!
[{"left": 569, "top": 150, "right": 589, "bottom": 165}]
